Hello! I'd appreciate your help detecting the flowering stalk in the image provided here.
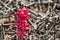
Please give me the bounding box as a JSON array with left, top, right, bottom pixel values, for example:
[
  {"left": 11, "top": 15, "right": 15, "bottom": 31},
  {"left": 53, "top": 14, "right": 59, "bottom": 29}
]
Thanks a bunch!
[{"left": 14, "top": 7, "right": 30, "bottom": 40}]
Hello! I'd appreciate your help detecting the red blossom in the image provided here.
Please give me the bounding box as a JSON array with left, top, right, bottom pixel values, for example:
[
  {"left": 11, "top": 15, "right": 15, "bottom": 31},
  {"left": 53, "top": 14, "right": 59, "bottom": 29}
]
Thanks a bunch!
[{"left": 14, "top": 7, "right": 30, "bottom": 40}]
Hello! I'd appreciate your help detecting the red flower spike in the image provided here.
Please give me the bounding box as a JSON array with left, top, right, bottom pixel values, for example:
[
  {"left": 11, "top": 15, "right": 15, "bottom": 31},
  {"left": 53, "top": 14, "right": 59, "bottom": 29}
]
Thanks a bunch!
[{"left": 14, "top": 7, "right": 30, "bottom": 40}]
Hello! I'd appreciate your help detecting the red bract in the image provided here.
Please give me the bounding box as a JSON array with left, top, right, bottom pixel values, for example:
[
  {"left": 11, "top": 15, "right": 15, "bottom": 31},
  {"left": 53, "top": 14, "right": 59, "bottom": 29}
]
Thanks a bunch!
[
  {"left": 22, "top": 8, "right": 29, "bottom": 14},
  {"left": 14, "top": 7, "right": 30, "bottom": 40},
  {"left": 23, "top": 23, "right": 30, "bottom": 31}
]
